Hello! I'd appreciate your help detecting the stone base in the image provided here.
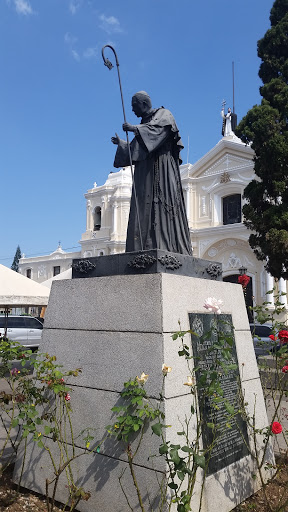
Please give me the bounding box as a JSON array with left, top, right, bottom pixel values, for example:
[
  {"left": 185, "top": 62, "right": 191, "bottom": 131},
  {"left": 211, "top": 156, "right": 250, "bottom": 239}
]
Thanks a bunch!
[
  {"left": 72, "top": 249, "right": 222, "bottom": 280},
  {"left": 13, "top": 274, "right": 274, "bottom": 512}
]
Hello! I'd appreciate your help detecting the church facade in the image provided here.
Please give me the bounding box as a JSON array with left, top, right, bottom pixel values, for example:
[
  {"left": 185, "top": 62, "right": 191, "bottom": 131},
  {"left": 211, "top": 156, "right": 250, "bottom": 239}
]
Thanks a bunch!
[{"left": 19, "top": 135, "right": 287, "bottom": 315}]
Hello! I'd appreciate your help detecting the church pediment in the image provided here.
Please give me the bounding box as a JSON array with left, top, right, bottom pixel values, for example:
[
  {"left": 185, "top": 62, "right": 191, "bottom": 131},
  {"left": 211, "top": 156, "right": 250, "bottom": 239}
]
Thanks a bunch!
[
  {"left": 189, "top": 139, "right": 254, "bottom": 179},
  {"left": 202, "top": 153, "right": 253, "bottom": 177}
]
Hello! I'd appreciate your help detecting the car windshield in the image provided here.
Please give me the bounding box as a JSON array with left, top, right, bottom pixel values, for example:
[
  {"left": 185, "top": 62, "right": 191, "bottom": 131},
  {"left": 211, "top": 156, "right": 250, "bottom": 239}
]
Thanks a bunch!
[{"left": 250, "top": 325, "right": 272, "bottom": 337}]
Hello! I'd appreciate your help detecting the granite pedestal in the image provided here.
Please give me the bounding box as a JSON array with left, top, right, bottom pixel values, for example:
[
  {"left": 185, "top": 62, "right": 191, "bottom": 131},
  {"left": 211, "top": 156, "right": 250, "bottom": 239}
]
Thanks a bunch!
[{"left": 13, "top": 274, "right": 274, "bottom": 511}]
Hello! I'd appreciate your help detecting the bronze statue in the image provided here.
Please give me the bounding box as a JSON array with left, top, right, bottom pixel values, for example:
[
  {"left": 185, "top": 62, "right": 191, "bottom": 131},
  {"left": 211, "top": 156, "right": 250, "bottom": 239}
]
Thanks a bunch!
[{"left": 112, "top": 91, "right": 192, "bottom": 255}]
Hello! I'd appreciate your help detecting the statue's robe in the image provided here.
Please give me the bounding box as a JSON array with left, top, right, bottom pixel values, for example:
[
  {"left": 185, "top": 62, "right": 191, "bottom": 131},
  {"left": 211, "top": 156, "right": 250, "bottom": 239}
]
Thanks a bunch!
[
  {"left": 221, "top": 111, "right": 237, "bottom": 136},
  {"left": 114, "top": 107, "right": 192, "bottom": 255}
]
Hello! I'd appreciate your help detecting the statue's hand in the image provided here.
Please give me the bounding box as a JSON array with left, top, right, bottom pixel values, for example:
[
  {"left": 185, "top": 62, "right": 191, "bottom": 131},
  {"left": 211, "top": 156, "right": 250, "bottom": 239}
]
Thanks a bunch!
[
  {"left": 111, "top": 133, "right": 120, "bottom": 145},
  {"left": 123, "top": 122, "right": 136, "bottom": 133}
]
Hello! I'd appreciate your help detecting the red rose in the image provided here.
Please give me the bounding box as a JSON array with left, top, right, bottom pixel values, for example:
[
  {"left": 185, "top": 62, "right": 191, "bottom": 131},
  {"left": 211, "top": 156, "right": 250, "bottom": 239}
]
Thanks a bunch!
[
  {"left": 64, "top": 393, "right": 71, "bottom": 401},
  {"left": 282, "top": 366, "right": 288, "bottom": 373},
  {"left": 238, "top": 274, "right": 250, "bottom": 287},
  {"left": 269, "top": 334, "right": 277, "bottom": 341},
  {"left": 279, "top": 330, "right": 288, "bottom": 344},
  {"left": 271, "top": 421, "right": 282, "bottom": 434}
]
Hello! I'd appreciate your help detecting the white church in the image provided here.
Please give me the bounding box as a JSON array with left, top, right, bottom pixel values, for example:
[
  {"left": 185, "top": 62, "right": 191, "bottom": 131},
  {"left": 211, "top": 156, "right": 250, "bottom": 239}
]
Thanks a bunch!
[{"left": 18, "top": 132, "right": 287, "bottom": 318}]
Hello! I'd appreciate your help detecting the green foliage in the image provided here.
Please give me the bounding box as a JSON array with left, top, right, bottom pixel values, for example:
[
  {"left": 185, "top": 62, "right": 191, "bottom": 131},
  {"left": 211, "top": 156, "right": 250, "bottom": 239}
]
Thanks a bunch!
[
  {"left": 235, "top": 0, "right": 288, "bottom": 279},
  {"left": 270, "top": 0, "right": 288, "bottom": 25},
  {"left": 106, "top": 378, "right": 163, "bottom": 443},
  {"left": 0, "top": 338, "right": 93, "bottom": 511},
  {"left": 10, "top": 245, "right": 22, "bottom": 272}
]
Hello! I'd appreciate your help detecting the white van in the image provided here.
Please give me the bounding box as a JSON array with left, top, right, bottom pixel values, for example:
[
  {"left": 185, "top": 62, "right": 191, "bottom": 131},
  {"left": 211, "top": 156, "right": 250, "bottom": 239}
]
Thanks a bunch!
[{"left": 0, "top": 315, "right": 43, "bottom": 351}]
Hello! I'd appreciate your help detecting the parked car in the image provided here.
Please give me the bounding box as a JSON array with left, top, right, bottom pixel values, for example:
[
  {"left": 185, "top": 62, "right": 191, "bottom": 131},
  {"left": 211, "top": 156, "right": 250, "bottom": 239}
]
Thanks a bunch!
[
  {"left": 0, "top": 315, "right": 43, "bottom": 351},
  {"left": 249, "top": 323, "right": 273, "bottom": 357}
]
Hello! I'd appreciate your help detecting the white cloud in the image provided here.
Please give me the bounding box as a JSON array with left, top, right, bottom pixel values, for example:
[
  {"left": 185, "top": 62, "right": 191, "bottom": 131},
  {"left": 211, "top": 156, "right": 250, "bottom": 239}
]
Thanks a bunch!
[
  {"left": 83, "top": 47, "right": 97, "bottom": 59},
  {"left": 64, "top": 32, "right": 78, "bottom": 45},
  {"left": 99, "top": 14, "right": 123, "bottom": 34},
  {"left": 71, "top": 50, "right": 80, "bottom": 62},
  {"left": 64, "top": 32, "right": 80, "bottom": 62},
  {"left": 64, "top": 31, "right": 97, "bottom": 63},
  {"left": 7, "top": 0, "right": 35, "bottom": 15},
  {"left": 69, "top": 0, "right": 82, "bottom": 15}
]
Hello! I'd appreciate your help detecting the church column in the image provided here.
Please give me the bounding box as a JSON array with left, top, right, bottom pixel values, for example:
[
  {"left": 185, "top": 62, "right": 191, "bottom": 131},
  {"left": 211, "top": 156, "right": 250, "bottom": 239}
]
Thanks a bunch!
[
  {"left": 86, "top": 200, "right": 92, "bottom": 231},
  {"left": 101, "top": 196, "right": 106, "bottom": 227},
  {"left": 112, "top": 202, "right": 118, "bottom": 236},
  {"left": 184, "top": 185, "right": 190, "bottom": 222},
  {"left": 278, "top": 278, "right": 287, "bottom": 307},
  {"left": 266, "top": 272, "right": 275, "bottom": 307}
]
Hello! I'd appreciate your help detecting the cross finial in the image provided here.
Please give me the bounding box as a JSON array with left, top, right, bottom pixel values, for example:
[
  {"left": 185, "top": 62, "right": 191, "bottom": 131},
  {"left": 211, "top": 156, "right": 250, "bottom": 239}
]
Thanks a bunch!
[
  {"left": 58, "top": 240, "right": 61, "bottom": 248},
  {"left": 221, "top": 99, "right": 226, "bottom": 111}
]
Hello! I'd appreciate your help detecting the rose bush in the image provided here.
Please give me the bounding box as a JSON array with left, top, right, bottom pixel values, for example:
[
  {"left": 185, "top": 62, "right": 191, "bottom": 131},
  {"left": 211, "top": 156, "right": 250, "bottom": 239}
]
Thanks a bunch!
[{"left": 279, "top": 330, "right": 288, "bottom": 344}]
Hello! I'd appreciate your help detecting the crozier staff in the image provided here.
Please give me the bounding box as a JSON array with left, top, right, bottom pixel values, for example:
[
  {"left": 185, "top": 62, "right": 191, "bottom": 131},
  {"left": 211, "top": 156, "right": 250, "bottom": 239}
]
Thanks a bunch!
[{"left": 111, "top": 91, "right": 192, "bottom": 255}]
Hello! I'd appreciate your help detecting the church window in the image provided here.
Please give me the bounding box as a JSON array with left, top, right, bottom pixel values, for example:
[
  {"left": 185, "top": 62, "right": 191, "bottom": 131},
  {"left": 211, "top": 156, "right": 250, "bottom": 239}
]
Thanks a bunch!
[
  {"left": 223, "top": 194, "right": 241, "bottom": 225},
  {"left": 94, "top": 207, "right": 101, "bottom": 231},
  {"left": 53, "top": 266, "right": 60, "bottom": 276},
  {"left": 26, "top": 268, "right": 31, "bottom": 279}
]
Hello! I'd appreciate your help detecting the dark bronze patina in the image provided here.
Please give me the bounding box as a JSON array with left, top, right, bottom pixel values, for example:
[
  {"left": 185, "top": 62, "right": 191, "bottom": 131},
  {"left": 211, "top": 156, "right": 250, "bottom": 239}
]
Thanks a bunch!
[{"left": 111, "top": 90, "right": 192, "bottom": 256}]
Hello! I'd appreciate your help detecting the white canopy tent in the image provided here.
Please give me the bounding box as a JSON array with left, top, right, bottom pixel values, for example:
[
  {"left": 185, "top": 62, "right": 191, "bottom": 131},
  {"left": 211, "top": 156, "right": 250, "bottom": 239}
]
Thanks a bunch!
[
  {"left": 0, "top": 264, "right": 49, "bottom": 308},
  {"left": 41, "top": 268, "right": 72, "bottom": 290}
]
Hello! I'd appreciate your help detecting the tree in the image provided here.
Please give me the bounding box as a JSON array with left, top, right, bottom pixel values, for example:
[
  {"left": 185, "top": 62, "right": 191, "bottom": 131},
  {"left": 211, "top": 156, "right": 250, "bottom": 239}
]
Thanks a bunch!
[
  {"left": 11, "top": 245, "right": 22, "bottom": 272},
  {"left": 235, "top": 0, "right": 288, "bottom": 279}
]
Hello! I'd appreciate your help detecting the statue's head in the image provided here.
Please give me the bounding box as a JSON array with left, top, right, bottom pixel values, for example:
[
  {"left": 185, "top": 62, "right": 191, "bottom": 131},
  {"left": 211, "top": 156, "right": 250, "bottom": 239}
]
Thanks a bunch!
[
  {"left": 132, "top": 91, "right": 152, "bottom": 117},
  {"left": 228, "top": 107, "right": 232, "bottom": 113}
]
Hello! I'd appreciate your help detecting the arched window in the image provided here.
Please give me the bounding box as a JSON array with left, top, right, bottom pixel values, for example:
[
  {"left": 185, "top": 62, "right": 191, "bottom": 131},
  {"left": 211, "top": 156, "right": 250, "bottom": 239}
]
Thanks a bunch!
[
  {"left": 26, "top": 268, "right": 31, "bottom": 279},
  {"left": 93, "top": 207, "right": 101, "bottom": 231},
  {"left": 222, "top": 194, "right": 241, "bottom": 225}
]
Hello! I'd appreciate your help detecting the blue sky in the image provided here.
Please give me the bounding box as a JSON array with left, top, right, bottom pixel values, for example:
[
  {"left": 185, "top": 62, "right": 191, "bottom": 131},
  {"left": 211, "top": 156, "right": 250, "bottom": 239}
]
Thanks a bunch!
[{"left": 0, "top": 0, "right": 273, "bottom": 267}]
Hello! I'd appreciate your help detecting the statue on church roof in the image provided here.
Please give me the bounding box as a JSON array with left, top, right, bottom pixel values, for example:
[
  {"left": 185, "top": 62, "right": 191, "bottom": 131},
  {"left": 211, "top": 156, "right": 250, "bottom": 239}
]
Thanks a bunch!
[
  {"left": 111, "top": 91, "right": 192, "bottom": 255},
  {"left": 221, "top": 101, "right": 237, "bottom": 137}
]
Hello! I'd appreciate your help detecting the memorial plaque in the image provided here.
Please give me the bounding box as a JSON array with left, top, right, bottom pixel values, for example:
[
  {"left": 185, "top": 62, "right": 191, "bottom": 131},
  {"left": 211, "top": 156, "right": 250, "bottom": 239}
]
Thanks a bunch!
[{"left": 189, "top": 313, "right": 249, "bottom": 475}]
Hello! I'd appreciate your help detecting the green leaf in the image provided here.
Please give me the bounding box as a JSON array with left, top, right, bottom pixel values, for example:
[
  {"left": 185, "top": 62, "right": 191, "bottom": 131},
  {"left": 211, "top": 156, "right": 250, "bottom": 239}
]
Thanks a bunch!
[
  {"left": 44, "top": 426, "right": 51, "bottom": 435},
  {"left": 181, "top": 446, "right": 193, "bottom": 453},
  {"left": 184, "top": 467, "right": 194, "bottom": 476},
  {"left": 168, "top": 482, "right": 178, "bottom": 490},
  {"left": 170, "top": 448, "right": 180, "bottom": 465},
  {"left": 224, "top": 401, "right": 235, "bottom": 415},
  {"left": 193, "top": 454, "right": 206, "bottom": 469},
  {"left": 159, "top": 443, "right": 169, "bottom": 455},
  {"left": 151, "top": 423, "right": 163, "bottom": 436},
  {"left": 11, "top": 418, "right": 19, "bottom": 428},
  {"left": 177, "top": 471, "right": 185, "bottom": 481}
]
